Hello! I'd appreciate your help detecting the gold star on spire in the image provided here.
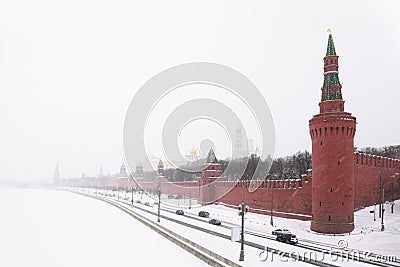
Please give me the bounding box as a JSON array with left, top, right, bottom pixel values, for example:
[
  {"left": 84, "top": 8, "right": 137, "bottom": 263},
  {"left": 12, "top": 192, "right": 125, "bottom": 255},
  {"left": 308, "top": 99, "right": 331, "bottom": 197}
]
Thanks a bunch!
[{"left": 327, "top": 28, "right": 332, "bottom": 35}]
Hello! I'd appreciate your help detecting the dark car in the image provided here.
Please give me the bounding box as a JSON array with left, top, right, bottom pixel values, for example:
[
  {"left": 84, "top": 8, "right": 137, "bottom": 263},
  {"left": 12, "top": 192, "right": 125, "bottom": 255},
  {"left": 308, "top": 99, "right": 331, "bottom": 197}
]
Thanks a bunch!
[
  {"left": 209, "top": 219, "right": 221, "bottom": 225},
  {"left": 272, "top": 228, "right": 290, "bottom": 235},
  {"left": 198, "top": 211, "right": 210, "bottom": 218},
  {"left": 276, "top": 233, "right": 298, "bottom": 244},
  {"left": 144, "top": 202, "right": 151, "bottom": 206},
  {"left": 176, "top": 210, "right": 184, "bottom": 215}
]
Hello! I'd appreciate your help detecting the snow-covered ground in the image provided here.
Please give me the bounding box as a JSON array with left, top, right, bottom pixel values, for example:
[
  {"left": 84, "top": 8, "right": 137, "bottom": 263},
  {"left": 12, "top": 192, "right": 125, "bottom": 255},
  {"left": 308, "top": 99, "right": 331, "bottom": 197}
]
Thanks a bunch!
[
  {"left": 4, "top": 186, "right": 397, "bottom": 267},
  {"left": 194, "top": 199, "right": 400, "bottom": 258},
  {"left": 0, "top": 187, "right": 208, "bottom": 267},
  {"left": 88, "top": 187, "right": 400, "bottom": 259},
  {"left": 82, "top": 187, "right": 400, "bottom": 266}
]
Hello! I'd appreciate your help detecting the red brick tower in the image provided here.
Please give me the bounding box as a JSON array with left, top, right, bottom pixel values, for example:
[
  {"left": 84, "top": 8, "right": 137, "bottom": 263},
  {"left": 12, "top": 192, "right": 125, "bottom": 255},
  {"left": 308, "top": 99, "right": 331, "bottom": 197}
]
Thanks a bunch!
[
  {"left": 155, "top": 160, "right": 165, "bottom": 188},
  {"left": 309, "top": 30, "right": 356, "bottom": 234},
  {"left": 198, "top": 148, "right": 222, "bottom": 204}
]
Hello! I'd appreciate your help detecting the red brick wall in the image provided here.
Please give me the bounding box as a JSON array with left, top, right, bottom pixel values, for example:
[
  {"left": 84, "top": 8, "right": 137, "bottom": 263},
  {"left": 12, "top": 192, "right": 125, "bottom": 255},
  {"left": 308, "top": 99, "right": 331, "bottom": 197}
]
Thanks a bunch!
[
  {"left": 69, "top": 154, "right": 400, "bottom": 224},
  {"left": 214, "top": 175, "right": 312, "bottom": 220},
  {"left": 354, "top": 152, "right": 400, "bottom": 209}
]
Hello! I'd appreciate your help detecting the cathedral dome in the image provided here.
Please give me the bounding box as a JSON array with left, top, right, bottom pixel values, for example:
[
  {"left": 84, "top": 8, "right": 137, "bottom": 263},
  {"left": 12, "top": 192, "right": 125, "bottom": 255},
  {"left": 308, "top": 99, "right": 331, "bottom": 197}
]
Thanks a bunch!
[
  {"left": 189, "top": 146, "right": 197, "bottom": 155},
  {"left": 235, "top": 124, "right": 242, "bottom": 132}
]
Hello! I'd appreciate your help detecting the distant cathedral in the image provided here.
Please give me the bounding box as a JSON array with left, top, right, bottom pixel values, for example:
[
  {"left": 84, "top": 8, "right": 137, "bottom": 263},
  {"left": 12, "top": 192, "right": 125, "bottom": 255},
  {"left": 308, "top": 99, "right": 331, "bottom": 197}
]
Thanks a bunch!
[
  {"left": 185, "top": 146, "right": 199, "bottom": 162},
  {"left": 232, "top": 124, "right": 257, "bottom": 159},
  {"left": 233, "top": 124, "right": 248, "bottom": 159}
]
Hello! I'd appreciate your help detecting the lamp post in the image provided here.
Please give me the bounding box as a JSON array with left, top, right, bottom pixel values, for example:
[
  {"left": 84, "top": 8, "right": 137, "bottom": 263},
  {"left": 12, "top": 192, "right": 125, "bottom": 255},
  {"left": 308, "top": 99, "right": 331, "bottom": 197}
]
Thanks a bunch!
[
  {"left": 131, "top": 187, "right": 134, "bottom": 207},
  {"left": 189, "top": 191, "right": 192, "bottom": 209},
  {"left": 239, "top": 183, "right": 245, "bottom": 262},
  {"left": 270, "top": 176, "right": 276, "bottom": 226},
  {"left": 157, "top": 188, "right": 161, "bottom": 223},
  {"left": 390, "top": 200, "right": 395, "bottom": 214},
  {"left": 270, "top": 183, "right": 274, "bottom": 226},
  {"left": 379, "top": 174, "right": 382, "bottom": 218},
  {"left": 381, "top": 189, "right": 385, "bottom": 231}
]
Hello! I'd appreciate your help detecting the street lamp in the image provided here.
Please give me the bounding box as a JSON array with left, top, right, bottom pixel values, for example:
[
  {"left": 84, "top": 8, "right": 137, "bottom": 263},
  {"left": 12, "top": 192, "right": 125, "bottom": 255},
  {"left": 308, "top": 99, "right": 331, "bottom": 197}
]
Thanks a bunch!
[
  {"left": 381, "top": 189, "right": 385, "bottom": 231},
  {"left": 379, "top": 174, "right": 382, "bottom": 219},
  {"left": 374, "top": 203, "right": 376, "bottom": 221},
  {"left": 270, "top": 181, "right": 274, "bottom": 226},
  {"left": 189, "top": 191, "right": 192, "bottom": 209},
  {"left": 157, "top": 188, "right": 161, "bottom": 223},
  {"left": 239, "top": 182, "right": 248, "bottom": 262},
  {"left": 390, "top": 200, "right": 395, "bottom": 214},
  {"left": 131, "top": 186, "right": 134, "bottom": 207},
  {"left": 270, "top": 175, "right": 277, "bottom": 226}
]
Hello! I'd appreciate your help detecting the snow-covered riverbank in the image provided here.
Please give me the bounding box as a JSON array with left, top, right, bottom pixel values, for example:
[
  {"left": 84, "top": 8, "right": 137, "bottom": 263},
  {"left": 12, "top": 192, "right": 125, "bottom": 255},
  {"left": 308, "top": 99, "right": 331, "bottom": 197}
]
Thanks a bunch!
[{"left": 0, "top": 187, "right": 207, "bottom": 267}]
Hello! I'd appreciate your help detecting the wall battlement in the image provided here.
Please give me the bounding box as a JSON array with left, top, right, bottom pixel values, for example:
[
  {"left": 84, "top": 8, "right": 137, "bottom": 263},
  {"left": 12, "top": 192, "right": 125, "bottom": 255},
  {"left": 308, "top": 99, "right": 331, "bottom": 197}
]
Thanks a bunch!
[{"left": 354, "top": 152, "right": 400, "bottom": 169}]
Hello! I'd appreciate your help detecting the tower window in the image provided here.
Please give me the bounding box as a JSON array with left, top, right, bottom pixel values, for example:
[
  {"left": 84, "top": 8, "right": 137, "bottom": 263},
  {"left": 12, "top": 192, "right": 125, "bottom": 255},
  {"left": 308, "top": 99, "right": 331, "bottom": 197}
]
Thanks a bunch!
[
  {"left": 348, "top": 215, "right": 350, "bottom": 220},
  {"left": 328, "top": 215, "right": 331, "bottom": 221},
  {"left": 338, "top": 160, "right": 340, "bottom": 166},
  {"left": 342, "top": 201, "right": 344, "bottom": 206},
  {"left": 330, "top": 187, "right": 333, "bottom": 192},
  {"left": 320, "top": 201, "right": 322, "bottom": 206},
  {"left": 321, "top": 141, "right": 323, "bottom": 146}
]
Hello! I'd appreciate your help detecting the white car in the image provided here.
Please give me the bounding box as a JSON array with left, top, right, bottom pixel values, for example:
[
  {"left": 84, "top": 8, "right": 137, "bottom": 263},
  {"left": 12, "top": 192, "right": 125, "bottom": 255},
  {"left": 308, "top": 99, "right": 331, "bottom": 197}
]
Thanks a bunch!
[{"left": 272, "top": 228, "right": 291, "bottom": 235}]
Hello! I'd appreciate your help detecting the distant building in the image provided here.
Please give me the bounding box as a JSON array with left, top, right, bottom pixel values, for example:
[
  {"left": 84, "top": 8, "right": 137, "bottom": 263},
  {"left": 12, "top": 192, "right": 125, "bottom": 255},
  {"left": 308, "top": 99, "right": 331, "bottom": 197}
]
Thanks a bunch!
[
  {"left": 185, "top": 146, "right": 199, "bottom": 162},
  {"left": 118, "top": 163, "right": 128, "bottom": 178},
  {"left": 97, "top": 164, "right": 105, "bottom": 179},
  {"left": 233, "top": 124, "right": 248, "bottom": 159},
  {"left": 135, "top": 162, "right": 144, "bottom": 178},
  {"left": 53, "top": 162, "right": 60, "bottom": 185},
  {"left": 247, "top": 137, "right": 254, "bottom": 155}
]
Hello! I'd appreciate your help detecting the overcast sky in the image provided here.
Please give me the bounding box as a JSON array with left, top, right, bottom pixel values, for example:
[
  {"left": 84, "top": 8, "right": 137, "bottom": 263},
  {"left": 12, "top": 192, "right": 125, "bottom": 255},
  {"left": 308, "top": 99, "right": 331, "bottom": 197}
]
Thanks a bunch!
[{"left": 1, "top": 1, "right": 399, "bottom": 182}]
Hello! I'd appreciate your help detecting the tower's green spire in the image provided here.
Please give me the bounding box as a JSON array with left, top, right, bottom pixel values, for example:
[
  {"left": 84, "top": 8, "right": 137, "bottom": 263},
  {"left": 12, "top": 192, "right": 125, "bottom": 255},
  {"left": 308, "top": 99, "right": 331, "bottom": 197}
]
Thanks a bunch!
[
  {"left": 326, "top": 29, "right": 336, "bottom": 56},
  {"left": 321, "top": 29, "right": 342, "bottom": 102}
]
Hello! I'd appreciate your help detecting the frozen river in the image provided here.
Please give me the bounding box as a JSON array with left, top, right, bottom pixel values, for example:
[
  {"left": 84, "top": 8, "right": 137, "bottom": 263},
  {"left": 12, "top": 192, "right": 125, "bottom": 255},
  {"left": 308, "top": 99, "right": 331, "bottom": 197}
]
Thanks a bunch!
[{"left": 0, "top": 187, "right": 207, "bottom": 267}]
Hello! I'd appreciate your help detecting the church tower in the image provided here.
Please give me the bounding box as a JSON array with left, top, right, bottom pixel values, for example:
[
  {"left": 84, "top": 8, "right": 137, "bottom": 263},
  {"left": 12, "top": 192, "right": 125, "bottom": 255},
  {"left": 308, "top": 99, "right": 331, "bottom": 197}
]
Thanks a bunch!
[
  {"left": 309, "top": 30, "right": 356, "bottom": 234},
  {"left": 53, "top": 162, "right": 60, "bottom": 185},
  {"left": 233, "top": 124, "right": 248, "bottom": 159},
  {"left": 157, "top": 160, "right": 164, "bottom": 177}
]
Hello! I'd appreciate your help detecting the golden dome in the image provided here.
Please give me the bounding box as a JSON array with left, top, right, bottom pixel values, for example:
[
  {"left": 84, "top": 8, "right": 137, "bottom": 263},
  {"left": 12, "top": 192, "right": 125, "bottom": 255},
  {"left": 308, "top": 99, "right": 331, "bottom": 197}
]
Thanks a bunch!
[
  {"left": 189, "top": 146, "right": 197, "bottom": 155},
  {"left": 235, "top": 124, "right": 242, "bottom": 132}
]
